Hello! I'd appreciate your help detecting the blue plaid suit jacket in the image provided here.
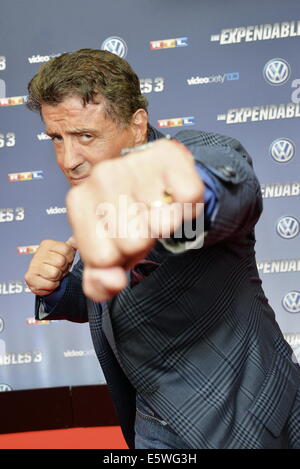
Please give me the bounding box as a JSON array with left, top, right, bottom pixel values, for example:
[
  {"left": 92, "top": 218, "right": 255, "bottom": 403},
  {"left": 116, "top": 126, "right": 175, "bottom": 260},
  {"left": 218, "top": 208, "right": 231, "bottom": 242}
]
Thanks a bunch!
[{"left": 36, "top": 128, "right": 300, "bottom": 449}]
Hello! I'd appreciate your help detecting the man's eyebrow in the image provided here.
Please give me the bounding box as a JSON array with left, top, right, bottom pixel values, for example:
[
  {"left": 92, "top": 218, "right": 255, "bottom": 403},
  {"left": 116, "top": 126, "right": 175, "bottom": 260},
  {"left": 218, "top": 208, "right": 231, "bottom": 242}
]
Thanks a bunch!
[
  {"left": 45, "top": 130, "right": 60, "bottom": 137},
  {"left": 45, "top": 128, "right": 100, "bottom": 136}
]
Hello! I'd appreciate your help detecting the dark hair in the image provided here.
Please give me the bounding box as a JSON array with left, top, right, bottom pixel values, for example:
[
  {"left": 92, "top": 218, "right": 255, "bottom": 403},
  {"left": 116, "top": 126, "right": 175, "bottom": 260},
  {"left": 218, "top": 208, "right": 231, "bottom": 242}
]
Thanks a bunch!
[{"left": 27, "top": 48, "right": 148, "bottom": 125}]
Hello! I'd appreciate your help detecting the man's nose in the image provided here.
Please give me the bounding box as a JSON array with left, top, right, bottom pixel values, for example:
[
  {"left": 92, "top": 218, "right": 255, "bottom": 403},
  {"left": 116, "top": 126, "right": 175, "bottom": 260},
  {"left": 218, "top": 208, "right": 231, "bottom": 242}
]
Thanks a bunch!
[{"left": 62, "top": 139, "right": 83, "bottom": 170}]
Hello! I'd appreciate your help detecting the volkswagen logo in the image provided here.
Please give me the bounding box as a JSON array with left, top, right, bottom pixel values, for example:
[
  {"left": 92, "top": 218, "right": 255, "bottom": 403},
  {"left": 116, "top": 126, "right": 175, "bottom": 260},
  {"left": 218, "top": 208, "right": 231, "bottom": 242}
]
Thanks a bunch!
[
  {"left": 101, "top": 37, "right": 127, "bottom": 58},
  {"left": 0, "top": 317, "right": 3, "bottom": 333},
  {"left": 270, "top": 138, "right": 295, "bottom": 163},
  {"left": 282, "top": 291, "right": 300, "bottom": 313},
  {"left": 0, "top": 384, "right": 12, "bottom": 392},
  {"left": 276, "top": 216, "right": 299, "bottom": 239},
  {"left": 263, "top": 58, "right": 291, "bottom": 85}
]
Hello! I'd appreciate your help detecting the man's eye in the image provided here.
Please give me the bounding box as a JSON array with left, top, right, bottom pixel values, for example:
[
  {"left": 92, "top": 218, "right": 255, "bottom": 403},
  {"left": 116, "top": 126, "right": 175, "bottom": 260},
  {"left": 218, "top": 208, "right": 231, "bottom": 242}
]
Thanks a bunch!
[
  {"left": 81, "top": 134, "right": 93, "bottom": 141},
  {"left": 51, "top": 136, "right": 62, "bottom": 143}
]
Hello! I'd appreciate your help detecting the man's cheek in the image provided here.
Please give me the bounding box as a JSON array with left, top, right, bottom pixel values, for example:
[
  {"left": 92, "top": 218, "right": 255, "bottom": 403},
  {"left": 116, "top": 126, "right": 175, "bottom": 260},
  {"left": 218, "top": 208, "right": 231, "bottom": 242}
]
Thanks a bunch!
[
  {"left": 87, "top": 151, "right": 107, "bottom": 166},
  {"left": 56, "top": 160, "right": 69, "bottom": 179},
  {"left": 55, "top": 152, "right": 62, "bottom": 166},
  {"left": 56, "top": 155, "right": 66, "bottom": 173}
]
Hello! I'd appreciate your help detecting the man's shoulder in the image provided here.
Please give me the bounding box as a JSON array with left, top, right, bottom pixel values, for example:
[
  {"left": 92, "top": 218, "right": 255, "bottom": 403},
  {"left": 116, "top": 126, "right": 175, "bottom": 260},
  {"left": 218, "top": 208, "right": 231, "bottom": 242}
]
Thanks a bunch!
[
  {"left": 173, "top": 128, "right": 239, "bottom": 148},
  {"left": 173, "top": 129, "right": 253, "bottom": 168},
  {"left": 150, "top": 124, "right": 242, "bottom": 150},
  {"left": 149, "top": 125, "right": 253, "bottom": 167}
]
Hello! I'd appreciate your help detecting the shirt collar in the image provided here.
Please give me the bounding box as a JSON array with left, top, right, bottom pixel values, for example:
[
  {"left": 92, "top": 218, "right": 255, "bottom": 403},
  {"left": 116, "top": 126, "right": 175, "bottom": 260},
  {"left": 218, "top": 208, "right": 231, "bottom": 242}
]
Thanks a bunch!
[{"left": 147, "top": 124, "right": 166, "bottom": 142}]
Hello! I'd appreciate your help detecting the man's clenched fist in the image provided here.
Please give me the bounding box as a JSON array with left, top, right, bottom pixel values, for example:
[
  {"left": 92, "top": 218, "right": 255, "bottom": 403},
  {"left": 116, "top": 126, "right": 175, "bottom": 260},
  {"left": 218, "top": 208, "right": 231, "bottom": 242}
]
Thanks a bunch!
[
  {"left": 66, "top": 138, "right": 204, "bottom": 302},
  {"left": 24, "top": 238, "right": 76, "bottom": 296}
]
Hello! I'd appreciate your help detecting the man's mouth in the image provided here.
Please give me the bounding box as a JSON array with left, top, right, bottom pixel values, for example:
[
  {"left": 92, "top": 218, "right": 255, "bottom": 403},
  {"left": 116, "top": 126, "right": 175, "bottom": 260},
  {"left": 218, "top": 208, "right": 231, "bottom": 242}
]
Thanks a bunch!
[{"left": 69, "top": 176, "right": 88, "bottom": 185}]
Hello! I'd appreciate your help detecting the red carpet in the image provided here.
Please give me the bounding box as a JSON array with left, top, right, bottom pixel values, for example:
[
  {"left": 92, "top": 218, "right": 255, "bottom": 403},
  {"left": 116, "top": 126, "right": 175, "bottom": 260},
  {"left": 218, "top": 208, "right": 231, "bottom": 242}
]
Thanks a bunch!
[{"left": 0, "top": 426, "right": 128, "bottom": 449}]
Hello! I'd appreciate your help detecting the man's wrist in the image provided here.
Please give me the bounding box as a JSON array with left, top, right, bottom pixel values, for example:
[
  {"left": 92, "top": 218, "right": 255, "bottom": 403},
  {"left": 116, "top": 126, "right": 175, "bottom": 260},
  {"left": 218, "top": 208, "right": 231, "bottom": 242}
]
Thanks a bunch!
[{"left": 40, "top": 275, "right": 68, "bottom": 313}]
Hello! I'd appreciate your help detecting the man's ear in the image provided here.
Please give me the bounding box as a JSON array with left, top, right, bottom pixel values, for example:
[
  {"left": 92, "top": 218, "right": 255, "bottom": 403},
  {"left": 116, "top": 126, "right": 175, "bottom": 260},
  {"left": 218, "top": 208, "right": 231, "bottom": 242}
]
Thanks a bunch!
[{"left": 131, "top": 109, "right": 148, "bottom": 145}]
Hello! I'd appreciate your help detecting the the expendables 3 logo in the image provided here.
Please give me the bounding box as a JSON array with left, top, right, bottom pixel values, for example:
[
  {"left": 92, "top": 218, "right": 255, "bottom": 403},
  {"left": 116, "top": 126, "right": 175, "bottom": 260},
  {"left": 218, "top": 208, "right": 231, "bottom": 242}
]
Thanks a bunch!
[
  {"left": 211, "top": 20, "right": 300, "bottom": 44},
  {"left": 217, "top": 103, "right": 300, "bottom": 124},
  {"left": 217, "top": 58, "right": 300, "bottom": 123},
  {"left": 0, "top": 281, "right": 31, "bottom": 295},
  {"left": 0, "top": 207, "right": 24, "bottom": 222},
  {"left": 0, "top": 351, "right": 42, "bottom": 366}
]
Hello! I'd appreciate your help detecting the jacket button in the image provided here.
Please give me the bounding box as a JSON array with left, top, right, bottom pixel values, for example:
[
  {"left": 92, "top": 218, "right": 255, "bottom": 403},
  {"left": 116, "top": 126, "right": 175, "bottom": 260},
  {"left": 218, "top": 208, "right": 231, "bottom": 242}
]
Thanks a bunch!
[{"left": 218, "top": 165, "right": 236, "bottom": 178}]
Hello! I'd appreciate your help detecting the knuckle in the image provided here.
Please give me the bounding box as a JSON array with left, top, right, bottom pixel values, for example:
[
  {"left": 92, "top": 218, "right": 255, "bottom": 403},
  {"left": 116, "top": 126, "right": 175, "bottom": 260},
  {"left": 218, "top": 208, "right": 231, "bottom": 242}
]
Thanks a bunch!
[
  {"left": 55, "top": 255, "right": 66, "bottom": 269},
  {"left": 48, "top": 266, "right": 61, "bottom": 281},
  {"left": 39, "top": 239, "right": 52, "bottom": 249},
  {"left": 189, "top": 178, "right": 204, "bottom": 201},
  {"left": 24, "top": 272, "right": 31, "bottom": 285},
  {"left": 178, "top": 178, "right": 204, "bottom": 203},
  {"left": 120, "top": 238, "right": 150, "bottom": 257},
  {"left": 31, "top": 286, "right": 43, "bottom": 295},
  {"left": 24, "top": 275, "right": 39, "bottom": 292},
  {"left": 51, "top": 281, "right": 60, "bottom": 291},
  {"left": 92, "top": 246, "right": 120, "bottom": 268}
]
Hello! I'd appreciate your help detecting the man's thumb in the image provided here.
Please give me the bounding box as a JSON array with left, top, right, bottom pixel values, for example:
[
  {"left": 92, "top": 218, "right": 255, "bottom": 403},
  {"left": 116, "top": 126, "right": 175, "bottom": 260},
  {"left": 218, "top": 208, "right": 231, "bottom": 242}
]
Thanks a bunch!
[{"left": 66, "top": 236, "right": 78, "bottom": 250}]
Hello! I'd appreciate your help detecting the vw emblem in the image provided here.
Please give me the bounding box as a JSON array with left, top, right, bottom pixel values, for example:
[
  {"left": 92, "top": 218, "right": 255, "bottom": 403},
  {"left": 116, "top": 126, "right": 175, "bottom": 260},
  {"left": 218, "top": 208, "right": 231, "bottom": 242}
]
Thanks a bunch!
[
  {"left": 270, "top": 138, "right": 295, "bottom": 163},
  {"left": 0, "top": 384, "right": 12, "bottom": 392},
  {"left": 263, "top": 58, "right": 291, "bottom": 85},
  {"left": 0, "top": 317, "right": 3, "bottom": 333},
  {"left": 101, "top": 37, "right": 127, "bottom": 58},
  {"left": 276, "top": 216, "right": 299, "bottom": 239},
  {"left": 282, "top": 291, "right": 300, "bottom": 313}
]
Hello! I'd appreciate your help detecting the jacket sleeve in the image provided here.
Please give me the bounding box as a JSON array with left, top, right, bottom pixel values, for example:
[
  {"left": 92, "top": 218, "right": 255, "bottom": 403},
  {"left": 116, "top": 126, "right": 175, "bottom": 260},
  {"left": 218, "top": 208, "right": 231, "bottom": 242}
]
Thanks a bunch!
[
  {"left": 160, "top": 129, "right": 263, "bottom": 252},
  {"left": 35, "top": 259, "right": 88, "bottom": 323}
]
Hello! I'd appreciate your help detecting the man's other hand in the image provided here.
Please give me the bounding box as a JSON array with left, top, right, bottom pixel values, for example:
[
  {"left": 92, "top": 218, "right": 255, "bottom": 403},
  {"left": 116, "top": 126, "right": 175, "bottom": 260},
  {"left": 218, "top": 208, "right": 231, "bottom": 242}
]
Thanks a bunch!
[
  {"left": 66, "top": 139, "right": 204, "bottom": 302},
  {"left": 24, "top": 238, "right": 76, "bottom": 296}
]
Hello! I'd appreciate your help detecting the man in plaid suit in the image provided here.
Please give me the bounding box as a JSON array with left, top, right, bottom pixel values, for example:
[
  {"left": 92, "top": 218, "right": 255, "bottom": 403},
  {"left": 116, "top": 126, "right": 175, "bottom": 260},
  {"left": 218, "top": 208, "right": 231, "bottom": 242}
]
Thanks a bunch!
[{"left": 25, "top": 49, "right": 300, "bottom": 449}]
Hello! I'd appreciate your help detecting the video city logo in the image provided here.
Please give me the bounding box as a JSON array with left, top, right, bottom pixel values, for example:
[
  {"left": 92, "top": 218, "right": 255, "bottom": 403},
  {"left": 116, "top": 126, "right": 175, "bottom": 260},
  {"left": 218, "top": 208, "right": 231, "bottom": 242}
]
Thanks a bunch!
[
  {"left": 269, "top": 138, "right": 295, "bottom": 163},
  {"left": 187, "top": 72, "right": 239, "bottom": 85},
  {"left": 101, "top": 37, "right": 127, "bottom": 58},
  {"left": 276, "top": 216, "right": 299, "bottom": 239},
  {"left": 282, "top": 291, "right": 300, "bottom": 314},
  {"left": 263, "top": 58, "right": 291, "bottom": 85}
]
